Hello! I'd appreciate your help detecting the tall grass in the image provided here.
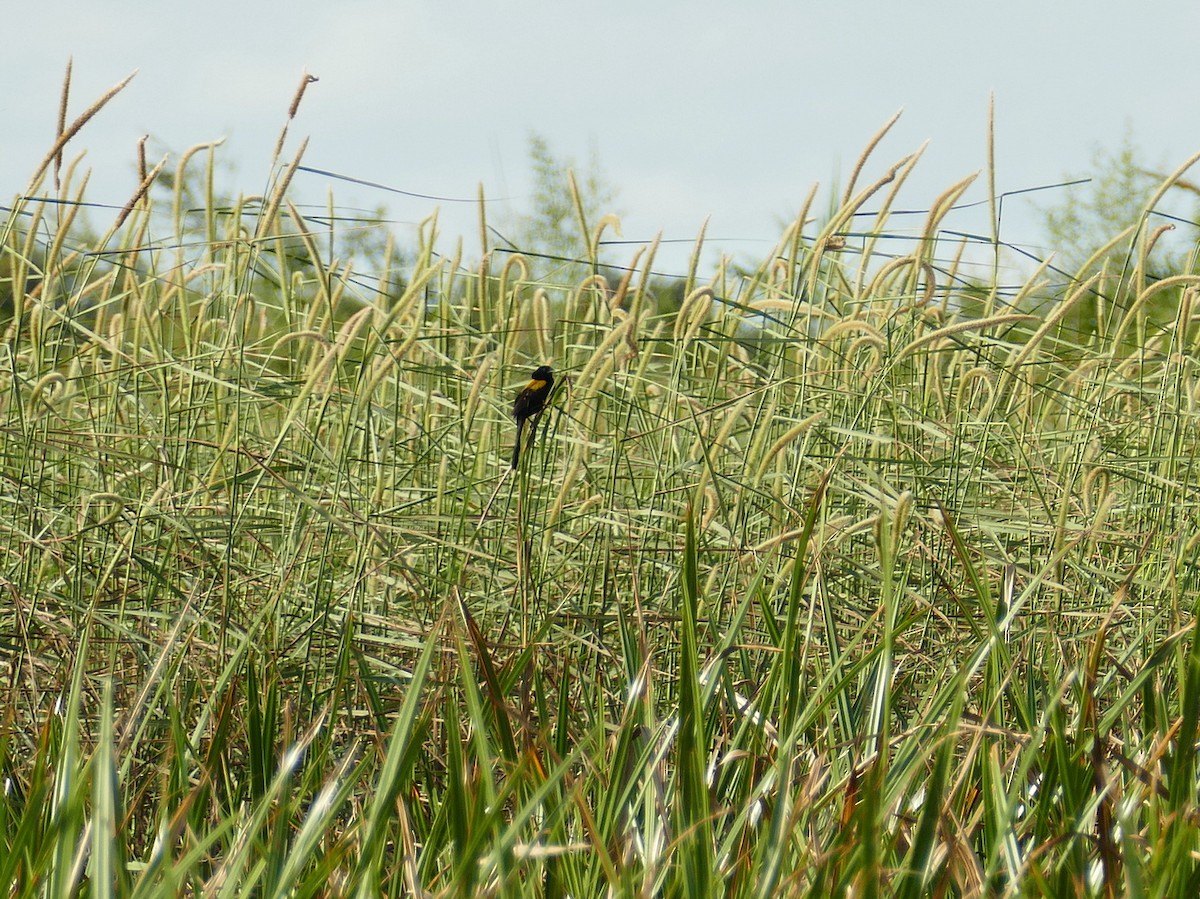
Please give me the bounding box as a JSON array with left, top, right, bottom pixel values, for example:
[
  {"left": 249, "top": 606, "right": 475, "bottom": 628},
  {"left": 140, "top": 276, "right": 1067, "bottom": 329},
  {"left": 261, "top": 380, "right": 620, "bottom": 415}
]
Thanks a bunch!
[{"left": 4, "top": 74, "right": 1200, "bottom": 897}]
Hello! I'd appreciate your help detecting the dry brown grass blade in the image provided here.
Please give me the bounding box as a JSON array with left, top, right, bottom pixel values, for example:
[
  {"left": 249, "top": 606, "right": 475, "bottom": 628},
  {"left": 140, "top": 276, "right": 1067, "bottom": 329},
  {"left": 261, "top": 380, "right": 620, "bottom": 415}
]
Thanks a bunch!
[
  {"left": 270, "top": 71, "right": 319, "bottom": 167},
  {"left": 25, "top": 69, "right": 137, "bottom": 198},
  {"left": 54, "top": 57, "right": 73, "bottom": 189},
  {"left": 841, "top": 108, "right": 903, "bottom": 206},
  {"left": 255, "top": 137, "right": 310, "bottom": 241}
]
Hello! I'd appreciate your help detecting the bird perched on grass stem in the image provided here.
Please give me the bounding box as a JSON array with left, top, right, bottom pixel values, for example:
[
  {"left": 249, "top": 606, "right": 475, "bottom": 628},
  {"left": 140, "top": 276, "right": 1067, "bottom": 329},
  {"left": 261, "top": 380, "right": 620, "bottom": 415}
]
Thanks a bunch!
[{"left": 511, "top": 365, "right": 554, "bottom": 469}]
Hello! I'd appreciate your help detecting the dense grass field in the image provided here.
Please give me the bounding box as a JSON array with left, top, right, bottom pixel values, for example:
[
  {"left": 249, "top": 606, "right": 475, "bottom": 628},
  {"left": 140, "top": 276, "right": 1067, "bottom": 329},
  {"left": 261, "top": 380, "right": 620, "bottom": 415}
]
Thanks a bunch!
[{"left": 6, "top": 81, "right": 1200, "bottom": 897}]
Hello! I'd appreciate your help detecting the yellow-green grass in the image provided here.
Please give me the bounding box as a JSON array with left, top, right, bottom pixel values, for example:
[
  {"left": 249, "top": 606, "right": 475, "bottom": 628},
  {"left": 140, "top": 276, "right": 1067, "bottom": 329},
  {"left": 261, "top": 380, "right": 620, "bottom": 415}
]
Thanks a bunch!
[{"left": 3, "top": 81, "right": 1200, "bottom": 897}]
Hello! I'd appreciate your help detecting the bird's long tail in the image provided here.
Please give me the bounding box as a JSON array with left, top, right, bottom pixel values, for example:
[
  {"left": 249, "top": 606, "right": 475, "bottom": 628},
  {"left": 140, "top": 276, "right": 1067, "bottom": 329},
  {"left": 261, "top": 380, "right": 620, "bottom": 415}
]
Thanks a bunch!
[{"left": 511, "top": 421, "right": 525, "bottom": 469}]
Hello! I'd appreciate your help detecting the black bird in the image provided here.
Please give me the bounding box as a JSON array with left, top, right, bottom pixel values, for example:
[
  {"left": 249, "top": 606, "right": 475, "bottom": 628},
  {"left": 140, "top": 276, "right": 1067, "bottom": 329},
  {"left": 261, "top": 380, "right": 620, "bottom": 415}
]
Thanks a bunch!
[{"left": 511, "top": 365, "right": 554, "bottom": 469}]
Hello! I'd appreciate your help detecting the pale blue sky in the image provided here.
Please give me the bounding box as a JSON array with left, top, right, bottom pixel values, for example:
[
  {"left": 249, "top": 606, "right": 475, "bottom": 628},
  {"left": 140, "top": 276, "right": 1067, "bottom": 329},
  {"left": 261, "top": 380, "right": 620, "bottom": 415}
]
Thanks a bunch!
[{"left": 5, "top": 2, "right": 1200, "bottom": 275}]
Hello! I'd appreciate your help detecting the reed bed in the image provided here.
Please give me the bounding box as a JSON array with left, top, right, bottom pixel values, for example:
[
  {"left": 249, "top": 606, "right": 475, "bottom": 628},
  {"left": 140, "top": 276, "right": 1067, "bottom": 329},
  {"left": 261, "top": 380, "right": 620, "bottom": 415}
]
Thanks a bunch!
[{"left": 3, "top": 76, "right": 1200, "bottom": 897}]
